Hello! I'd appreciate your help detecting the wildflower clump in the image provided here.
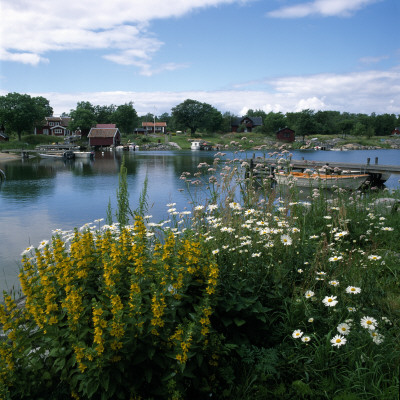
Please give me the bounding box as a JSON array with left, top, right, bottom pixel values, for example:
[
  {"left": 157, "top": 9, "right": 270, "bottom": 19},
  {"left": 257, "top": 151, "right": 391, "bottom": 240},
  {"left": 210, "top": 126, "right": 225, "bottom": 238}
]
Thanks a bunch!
[{"left": 0, "top": 217, "right": 219, "bottom": 399}]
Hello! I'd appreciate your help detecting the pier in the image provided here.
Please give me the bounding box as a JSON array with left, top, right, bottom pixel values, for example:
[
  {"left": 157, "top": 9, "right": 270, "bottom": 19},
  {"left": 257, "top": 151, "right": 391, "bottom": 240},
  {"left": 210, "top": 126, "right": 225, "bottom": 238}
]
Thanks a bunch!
[{"left": 248, "top": 156, "right": 400, "bottom": 185}]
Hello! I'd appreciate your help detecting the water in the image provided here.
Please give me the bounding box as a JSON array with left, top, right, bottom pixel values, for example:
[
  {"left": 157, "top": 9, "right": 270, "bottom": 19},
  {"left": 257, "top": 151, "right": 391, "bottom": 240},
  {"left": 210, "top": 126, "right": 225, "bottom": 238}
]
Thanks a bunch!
[{"left": 1, "top": 148, "right": 399, "bottom": 295}]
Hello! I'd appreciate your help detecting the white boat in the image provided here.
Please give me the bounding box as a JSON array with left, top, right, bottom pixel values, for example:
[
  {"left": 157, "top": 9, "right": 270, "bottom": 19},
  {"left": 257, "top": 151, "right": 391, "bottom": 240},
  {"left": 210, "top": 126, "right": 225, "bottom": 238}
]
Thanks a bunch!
[
  {"left": 275, "top": 171, "right": 369, "bottom": 190},
  {"left": 39, "top": 150, "right": 75, "bottom": 160},
  {"left": 191, "top": 141, "right": 201, "bottom": 150},
  {"left": 74, "top": 151, "right": 94, "bottom": 159}
]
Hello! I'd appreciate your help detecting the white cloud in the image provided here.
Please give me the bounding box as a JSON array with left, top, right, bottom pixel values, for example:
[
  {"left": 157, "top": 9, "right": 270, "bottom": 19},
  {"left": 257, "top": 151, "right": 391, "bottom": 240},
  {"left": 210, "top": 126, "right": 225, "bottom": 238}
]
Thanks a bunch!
[
  {"left": 0, "top": 0, "right": 246, "bottom": 73},
  {"left": 267, "top": 0, "right": 380, "bottom": 18},
  {"left": 18, "top": 67, "right": 398, "bottom": 116}
]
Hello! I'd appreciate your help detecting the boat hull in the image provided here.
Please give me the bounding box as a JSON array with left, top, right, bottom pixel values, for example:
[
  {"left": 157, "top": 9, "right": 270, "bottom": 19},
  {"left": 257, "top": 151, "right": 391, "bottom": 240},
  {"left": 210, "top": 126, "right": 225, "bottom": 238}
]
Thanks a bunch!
[
  {"left": 74, "top": 151, "right": 94, "bottom": 158},
  {"left": 275, "top": 172, "right": 369, "bottom": 190}
]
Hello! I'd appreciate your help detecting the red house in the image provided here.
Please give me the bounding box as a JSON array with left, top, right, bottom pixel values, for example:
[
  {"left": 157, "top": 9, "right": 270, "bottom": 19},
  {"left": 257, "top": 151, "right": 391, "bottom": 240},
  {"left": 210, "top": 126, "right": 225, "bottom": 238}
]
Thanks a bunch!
[
  {"left": 142, "top": 122, "right": 167, "bottom": 134},
  {"left": 88, "top": 124, "right": 121, "bottom": 147},
  {"left": 35, "top": 116, "right": 76, "bottom": 137},
  {"left": 276, "top": 127, "right": 295, "bottom": 142},
  {"left": 391, "top": 127, "right": 400, "bottom": 136}
]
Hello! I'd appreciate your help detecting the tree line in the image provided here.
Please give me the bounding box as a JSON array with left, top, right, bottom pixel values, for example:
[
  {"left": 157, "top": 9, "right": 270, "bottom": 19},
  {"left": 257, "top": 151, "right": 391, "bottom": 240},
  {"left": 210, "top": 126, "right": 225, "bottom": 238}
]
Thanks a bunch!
[{"left": 1, "top": 93, "right": 399, "bottom": 139}]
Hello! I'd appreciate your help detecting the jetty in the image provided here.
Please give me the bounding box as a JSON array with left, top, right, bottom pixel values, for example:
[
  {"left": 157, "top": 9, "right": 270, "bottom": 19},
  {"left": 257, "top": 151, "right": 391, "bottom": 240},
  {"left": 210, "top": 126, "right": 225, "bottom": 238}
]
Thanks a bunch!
[{"left": 247, "top": 156, "right": 400, "bottom": 185}]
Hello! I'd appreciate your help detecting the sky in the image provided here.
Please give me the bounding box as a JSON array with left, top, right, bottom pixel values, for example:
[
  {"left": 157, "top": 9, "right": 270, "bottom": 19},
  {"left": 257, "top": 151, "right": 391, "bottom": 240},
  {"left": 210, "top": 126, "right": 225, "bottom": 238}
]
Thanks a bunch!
[{"left": 0, "top": 0, "right": 399, "bottom": 117}]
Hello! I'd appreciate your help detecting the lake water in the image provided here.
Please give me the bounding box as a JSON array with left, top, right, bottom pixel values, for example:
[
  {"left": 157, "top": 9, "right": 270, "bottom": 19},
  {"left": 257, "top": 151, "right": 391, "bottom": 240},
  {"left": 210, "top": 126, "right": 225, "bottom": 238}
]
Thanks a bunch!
[{"left": 1, "top": 148, "right": 399, "bottom": 295}]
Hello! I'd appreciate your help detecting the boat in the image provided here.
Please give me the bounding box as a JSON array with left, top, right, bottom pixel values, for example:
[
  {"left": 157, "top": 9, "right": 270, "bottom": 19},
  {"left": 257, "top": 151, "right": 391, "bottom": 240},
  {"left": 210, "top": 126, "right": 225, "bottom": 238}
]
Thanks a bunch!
[
  {"left": 74, "top": 151, "right": 95, "bottom": 159},
  {"left": 275, "top": 171, "right": 369, "bottom": 190},
  {"left": 39, "top": 150, "right": 75, "bottom": 160},
  {"left": 191, "top": 141, "right": 201, "bottom": 150},
  {"left": 190, "top": 141, "right": 213, "bottom": 150}
]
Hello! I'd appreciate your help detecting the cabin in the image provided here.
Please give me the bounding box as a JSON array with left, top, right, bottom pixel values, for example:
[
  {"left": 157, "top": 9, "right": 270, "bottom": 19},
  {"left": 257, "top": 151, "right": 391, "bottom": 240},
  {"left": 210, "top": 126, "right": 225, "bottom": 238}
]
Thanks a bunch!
[
  {"left": 134, "top": 128, "right": 147, "bottom": 134},
  {"left": 231, "top": 116, "right": 263, "bottom": 133},
  {"left": 391, "top": 127, "right": 400, "bottom": 136},
  {"left": 142, "top": 122, "right": 167, "bottom": 134},
  {"left": 34, "top": 116, "right": 76, "bottom": 137},
  {"left": 276, "top": 127, "right": 295, "bottom": 142},
  {"left": 88, "top": 124, "right": 121, "bottom": 147}
]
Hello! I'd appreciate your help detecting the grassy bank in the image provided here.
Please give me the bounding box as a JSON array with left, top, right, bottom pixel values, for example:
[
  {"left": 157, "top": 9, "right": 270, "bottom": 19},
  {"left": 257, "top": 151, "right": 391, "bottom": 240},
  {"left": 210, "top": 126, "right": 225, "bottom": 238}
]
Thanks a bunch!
[{"left": 1, "top": 152, "right": 399, "bottom": 400}]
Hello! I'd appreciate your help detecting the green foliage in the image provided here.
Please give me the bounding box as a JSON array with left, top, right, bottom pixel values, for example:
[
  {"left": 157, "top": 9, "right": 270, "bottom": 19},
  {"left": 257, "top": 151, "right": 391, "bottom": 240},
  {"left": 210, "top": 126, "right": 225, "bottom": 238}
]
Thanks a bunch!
[
  {"left": 0, "top": 92, "right": 53, "bottom": 141},
  {"left": 1, "top": 151, "right": 400, "bottom": 399},
  {"left": 171, "top": 99, "right": 223, "bottom": 136},
  {"left": 115, "top": 158, "right": 130, "bottom": 226}
]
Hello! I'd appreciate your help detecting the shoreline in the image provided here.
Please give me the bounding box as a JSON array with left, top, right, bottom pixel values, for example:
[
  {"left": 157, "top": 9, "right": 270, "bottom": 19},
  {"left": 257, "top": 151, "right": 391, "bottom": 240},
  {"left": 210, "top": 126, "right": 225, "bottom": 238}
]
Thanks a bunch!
[{"left": 0, "top": 152, "right": 21, "bottom": 162}]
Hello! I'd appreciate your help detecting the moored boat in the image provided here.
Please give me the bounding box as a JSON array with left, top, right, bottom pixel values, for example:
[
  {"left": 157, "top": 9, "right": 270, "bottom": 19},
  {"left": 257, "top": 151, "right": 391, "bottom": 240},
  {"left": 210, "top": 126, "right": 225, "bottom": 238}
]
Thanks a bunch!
[
  {"left": 275, "top": 171, "right": 369, "bottom": 190},
  {"left": 74, "top": 151, "right": 95, "bottom": 159},
  {"left": 39, "top": 150, "right": 75, "bottom": 160}
]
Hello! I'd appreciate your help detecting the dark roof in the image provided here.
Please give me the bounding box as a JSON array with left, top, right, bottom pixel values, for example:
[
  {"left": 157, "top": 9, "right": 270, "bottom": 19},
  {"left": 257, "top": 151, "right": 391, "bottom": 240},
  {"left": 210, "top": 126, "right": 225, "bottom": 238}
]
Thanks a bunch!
[
  {"left": 232, "top": 116, "right": 263, "bottom": 126},
  {"left": 88, "top": 128, "right": 119, "bottom": 138},
  {"left": 277, "top": 127, "right": 295, "bottom": 133}
]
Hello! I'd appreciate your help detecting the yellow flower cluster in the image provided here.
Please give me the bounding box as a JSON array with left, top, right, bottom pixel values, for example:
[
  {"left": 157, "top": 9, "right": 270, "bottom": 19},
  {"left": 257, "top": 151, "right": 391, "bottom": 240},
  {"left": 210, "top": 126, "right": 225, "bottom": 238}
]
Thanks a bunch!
[
  {"left": 151, "top": 293, "right": 166, "bottom": 335},
  {"left": 92, "top": 305, "right": 106, "bottom": 355},
  {"left": 1, "top": 216, "right": 220, "bottom": 394}
]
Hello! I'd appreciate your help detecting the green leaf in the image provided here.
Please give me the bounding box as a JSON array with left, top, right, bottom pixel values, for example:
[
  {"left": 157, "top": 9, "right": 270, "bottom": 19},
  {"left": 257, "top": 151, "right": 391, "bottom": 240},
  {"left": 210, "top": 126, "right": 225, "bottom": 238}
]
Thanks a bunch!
[{"left": 234, "top": 318, "right": 246, "bottom": 327}]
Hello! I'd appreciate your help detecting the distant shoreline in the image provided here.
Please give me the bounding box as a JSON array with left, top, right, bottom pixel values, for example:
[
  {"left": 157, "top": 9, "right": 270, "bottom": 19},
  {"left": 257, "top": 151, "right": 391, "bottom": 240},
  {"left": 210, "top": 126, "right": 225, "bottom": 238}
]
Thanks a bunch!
[{"left": 0, "top": 152, "right": 21, "bottom": 162}]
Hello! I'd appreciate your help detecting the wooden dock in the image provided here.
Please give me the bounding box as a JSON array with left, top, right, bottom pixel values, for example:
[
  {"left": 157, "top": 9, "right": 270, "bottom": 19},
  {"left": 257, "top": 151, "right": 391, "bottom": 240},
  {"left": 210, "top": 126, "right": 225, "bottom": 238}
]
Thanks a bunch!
[{"left": 248, "top": 156, "right": 400, "bottom": 184}]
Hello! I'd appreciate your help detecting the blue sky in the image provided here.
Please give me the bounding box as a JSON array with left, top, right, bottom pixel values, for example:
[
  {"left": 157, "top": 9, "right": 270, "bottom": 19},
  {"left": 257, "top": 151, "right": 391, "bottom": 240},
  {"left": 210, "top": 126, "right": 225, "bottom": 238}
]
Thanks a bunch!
[{"left": 1, "top": 0, "right": 399, "bottom": 117}]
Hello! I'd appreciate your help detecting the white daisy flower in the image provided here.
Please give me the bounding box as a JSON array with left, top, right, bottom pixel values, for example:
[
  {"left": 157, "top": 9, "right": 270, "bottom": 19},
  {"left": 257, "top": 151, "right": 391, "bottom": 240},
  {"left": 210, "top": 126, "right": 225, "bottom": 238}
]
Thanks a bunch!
[
  {"left": 305, "top": 290, "right": 315, "bottom": 299},
  {"left": 368, "top": 255, "right": 381, "bottom": 261},
  {"left": 322, "top": 295, "right": 338, "bottom": 307},
  {"left": 301, "top": 336, "right": 311, "bottom": 343},
  {"left": 21, "top": 245, "right": 34, "bottom": 256},
  {"left": 281, "top": 234, "right": 292, "bottom": 246},
  {"left": 329, "top": 280, "right": 340, "bottom": 286},
  {"left": 292, "top": 329, "right": 303, "bottom": 339},
  {"left": 370, "top": 331, "right": 384, "bottom": 344},
  {"left": 337, "top": 323, "right": 351, "bottom": 335},
  {"left": 346, "top": 286, "right": 361, "bottom": 294},
  {"left": 329, "top": 255, "right": 343, "bottom": 262},
  {"left": 331, "top": 334, "right": 346, "bottom": 347},
  {"left": 360, "top": 316, "right": 377, "bottom": 330},
  {"left": 38, "top": 240, "right": 49, "bottom": 250},
  {"left": 212, "top": 249, "right": 219, "bottom": 255}
]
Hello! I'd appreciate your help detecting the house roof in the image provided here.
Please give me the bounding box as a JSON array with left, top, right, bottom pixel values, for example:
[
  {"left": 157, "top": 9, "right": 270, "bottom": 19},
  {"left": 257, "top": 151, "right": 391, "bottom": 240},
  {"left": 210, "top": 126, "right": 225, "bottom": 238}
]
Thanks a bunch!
[
  {"left": 231, "top": 116, "right": 263, "bottom": 126},
  {"left": 96, "top": 124, "right": 116, "bottom": 128},
  {"left": 277, "top": 127, "right": 295, "bottom": 133},
  {"left": 45, "top": 116, "right": 71, "bottom": 127},
  {"left": 142, "top": 122, "right": 167, "bottom": 127},
  {"left": 88, "top": 128, "right": 119, "bottom": 138}
]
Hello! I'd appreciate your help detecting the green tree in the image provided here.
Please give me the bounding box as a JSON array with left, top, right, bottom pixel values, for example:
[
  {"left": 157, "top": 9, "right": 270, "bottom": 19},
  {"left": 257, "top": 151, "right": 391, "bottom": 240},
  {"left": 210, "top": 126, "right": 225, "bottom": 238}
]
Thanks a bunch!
[
  {"left": 352, "top": 122, "right": 366, "bottom": 136},
  {"left": 94, "top": 104, "right": 116, "bottom": 124},
  {"left": 221, "top": 111, "right": 237, "bottom": 133},
  {"left": 171, "top": 99, "right": 222, "bottom": 136},
  {"left": 114, "top": 102, "right": 138, "bottom": 134},
  {"left": 374, "top": 113, "right": 398, "bottom": 136},
  {"left": 296, "top": 109, "right": 318, "bottom": 141},
  {"left": 68, "top": 102, "right": 97, "bottom": 136},
  {"left": 0, "top": 92, "right": 53, "bottom": 141},
  {"left": 264, "top": 112, "right": 287, "bottom": 135},
  {"left": 314, "top": 111, "right": 341, "bottom": 135}
]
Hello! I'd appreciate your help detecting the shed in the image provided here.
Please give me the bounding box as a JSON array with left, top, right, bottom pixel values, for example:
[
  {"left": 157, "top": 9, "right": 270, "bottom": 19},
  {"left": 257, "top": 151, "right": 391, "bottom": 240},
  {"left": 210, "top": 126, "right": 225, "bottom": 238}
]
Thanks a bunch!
[
  {"left": 88, "top": 125, "right": 121, "bottom": 147},
  {"left": 276, "top": 127, "right": 295, "bottom": 142}
]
